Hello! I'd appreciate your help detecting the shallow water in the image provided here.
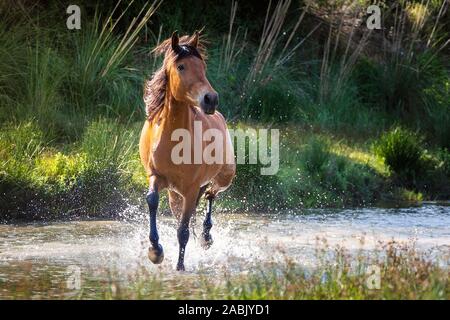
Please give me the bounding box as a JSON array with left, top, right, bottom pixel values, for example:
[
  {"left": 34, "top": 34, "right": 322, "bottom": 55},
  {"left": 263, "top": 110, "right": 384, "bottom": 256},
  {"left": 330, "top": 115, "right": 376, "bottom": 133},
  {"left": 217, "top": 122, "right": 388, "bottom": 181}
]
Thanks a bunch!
[{"left": 0, "top": 204, "right": 449, "bottom": 297}]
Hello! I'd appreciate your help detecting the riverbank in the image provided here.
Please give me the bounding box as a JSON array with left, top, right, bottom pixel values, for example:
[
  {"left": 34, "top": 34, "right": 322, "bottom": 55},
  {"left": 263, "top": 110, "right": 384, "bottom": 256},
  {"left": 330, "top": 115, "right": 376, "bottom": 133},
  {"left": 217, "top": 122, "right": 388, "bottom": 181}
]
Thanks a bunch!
[{"left": 1, "top": 120, "right": 449, "bottom": 221}]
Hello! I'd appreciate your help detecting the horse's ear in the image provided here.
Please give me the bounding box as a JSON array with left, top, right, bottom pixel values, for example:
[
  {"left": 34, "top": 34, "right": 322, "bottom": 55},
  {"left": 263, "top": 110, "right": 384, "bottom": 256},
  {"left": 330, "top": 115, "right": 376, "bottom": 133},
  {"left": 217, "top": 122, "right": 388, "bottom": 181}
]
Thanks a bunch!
[
  {"left": 171, "top": 31, "right": 180, "bottom": 52},
  {"left": 189, "top": 31, "right": 199, "bottom": 48}
]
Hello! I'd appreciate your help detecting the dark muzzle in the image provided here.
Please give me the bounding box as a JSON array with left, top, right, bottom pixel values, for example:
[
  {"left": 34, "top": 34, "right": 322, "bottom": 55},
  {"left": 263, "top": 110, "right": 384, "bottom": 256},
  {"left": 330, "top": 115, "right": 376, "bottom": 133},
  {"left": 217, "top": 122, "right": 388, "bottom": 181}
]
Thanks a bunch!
[{"left": 201, "top": 92, "right": 218, "bottom": 115}]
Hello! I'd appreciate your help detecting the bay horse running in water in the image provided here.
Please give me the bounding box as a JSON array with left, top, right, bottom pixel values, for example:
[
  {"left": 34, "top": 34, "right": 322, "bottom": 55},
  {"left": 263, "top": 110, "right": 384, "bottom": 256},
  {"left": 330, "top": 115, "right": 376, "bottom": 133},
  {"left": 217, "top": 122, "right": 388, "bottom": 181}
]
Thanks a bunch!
[{"left": 139, "top": 32, "right": 236, "bottom": 271}]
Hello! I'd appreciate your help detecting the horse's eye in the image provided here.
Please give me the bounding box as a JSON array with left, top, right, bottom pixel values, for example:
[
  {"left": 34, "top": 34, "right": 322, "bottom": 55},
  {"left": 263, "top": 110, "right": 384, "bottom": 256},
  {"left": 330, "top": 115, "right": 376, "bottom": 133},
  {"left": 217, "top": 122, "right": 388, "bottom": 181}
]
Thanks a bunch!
[{"left": 177, "top": 64, "right": 185, "bottom": 72}]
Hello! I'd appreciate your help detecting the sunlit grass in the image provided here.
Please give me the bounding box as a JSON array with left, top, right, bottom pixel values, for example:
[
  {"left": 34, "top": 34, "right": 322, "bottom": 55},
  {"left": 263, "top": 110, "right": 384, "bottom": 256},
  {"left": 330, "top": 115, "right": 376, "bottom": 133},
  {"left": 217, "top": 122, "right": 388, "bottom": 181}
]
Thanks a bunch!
[
  {"left": 1, "top": 241, "right": 448, "bottom": 300},
  {"left": 330, "top": 141, "right": 389, "bottom": 177}
]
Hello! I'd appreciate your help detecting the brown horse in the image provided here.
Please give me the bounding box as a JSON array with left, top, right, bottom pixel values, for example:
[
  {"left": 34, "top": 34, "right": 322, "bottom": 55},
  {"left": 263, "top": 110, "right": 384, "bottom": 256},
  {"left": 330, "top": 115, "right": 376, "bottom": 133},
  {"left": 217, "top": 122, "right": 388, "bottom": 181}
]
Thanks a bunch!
[{"left": 139, "top": 32, "right": 236, "bottom": 271}]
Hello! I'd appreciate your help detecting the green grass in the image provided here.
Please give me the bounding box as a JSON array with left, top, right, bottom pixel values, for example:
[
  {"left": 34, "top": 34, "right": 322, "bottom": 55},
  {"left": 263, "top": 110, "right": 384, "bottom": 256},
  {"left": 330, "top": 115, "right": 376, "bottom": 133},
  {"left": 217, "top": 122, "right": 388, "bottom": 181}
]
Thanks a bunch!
[
  {"left": 0, "top": 119, "right": 145, "bottom": 219},
  {"left": 0, "top": 1, "right": 449, "bottom": 219},
  {"left": 1, "top": 119, "right": 449, "bottom": 218},
  {"left": 373, "top": 126, "right": 450, "bottom": 199},
  {"left": 374, "top": 127, "right": 426, "bottom": 181},
  {"left": 1, "top": 241, "right": 448, "bottom": 299}
]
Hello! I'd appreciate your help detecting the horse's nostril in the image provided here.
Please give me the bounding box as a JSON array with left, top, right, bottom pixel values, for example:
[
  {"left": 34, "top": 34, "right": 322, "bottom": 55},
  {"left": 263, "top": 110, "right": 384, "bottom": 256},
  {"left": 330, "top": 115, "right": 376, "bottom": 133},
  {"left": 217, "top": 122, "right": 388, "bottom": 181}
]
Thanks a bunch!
[
  {"left": 204, "top": 93, "right": 211, "bottom": 105},
  {"left": 204, "top": 93, "right": 218, "bottom": 107},
  {"left": 202, "top": 93, "right": 218, "bottom": 114}
]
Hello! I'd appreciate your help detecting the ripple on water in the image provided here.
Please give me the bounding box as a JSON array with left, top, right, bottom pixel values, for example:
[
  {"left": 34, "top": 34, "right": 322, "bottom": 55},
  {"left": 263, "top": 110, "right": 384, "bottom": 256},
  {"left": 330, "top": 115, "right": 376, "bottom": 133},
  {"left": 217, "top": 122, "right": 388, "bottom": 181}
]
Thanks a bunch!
[{"left": 0, "top": 205, "right": 449, "bottom": 288}]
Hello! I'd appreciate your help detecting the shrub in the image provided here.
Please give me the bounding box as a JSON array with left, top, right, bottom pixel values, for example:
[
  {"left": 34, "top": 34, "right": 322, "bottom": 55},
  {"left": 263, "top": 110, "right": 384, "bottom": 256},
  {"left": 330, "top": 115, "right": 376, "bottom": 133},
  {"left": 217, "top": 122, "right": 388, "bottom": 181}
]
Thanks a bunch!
[
  {"left": 301, "top": 137, "right": 330, "bottom": 176},
  {"left": 81, "top": 119, "right": 138, "bottom": 171},
  {"left": 419, "top": 148, "right": 450, "bottom": 199},
  {"left": 373, "top": 127, "right": 425, "bottom": 184},
  {"left": 223, "top": 124, "right": 284, "bottom": 211},
  {"left": 243, "top": 75, "right": 301, "bottom": 123},
  {"left": 33, "top": 152, "right": 87, "bottom": 192},
  {"left": 295, "top": 136, "right": 381, "bottom": 207}
]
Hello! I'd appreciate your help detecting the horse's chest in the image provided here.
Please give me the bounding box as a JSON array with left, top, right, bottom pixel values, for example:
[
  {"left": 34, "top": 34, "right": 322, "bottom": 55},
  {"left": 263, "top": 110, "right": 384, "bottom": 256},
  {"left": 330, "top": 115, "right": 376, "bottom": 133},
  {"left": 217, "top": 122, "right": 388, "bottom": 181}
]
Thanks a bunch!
[{"left": 151, "top": 138, "right": 221, "bottom": 189}]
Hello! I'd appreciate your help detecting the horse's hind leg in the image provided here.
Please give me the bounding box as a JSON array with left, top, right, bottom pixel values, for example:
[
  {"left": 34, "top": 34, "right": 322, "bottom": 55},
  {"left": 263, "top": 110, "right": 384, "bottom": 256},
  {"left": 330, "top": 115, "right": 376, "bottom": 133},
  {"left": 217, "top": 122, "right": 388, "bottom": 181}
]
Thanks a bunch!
[
  {"left": 196, "top": 185, "right": 207, "bottom": 206},
  {"left": 168, "top": 190, "right": 183, "bottom": 220},
  {"left": 201, "top": 194, "right": 214, "bottom": 250},
  {"left": 194, "top": 185, "right": 213, "bottom": 249},
  {"left": 200, "top": 164, "right": 235, "bottom": 250},
  {"left": 146, "top": 175, "right": 165, "bottom": 264}
]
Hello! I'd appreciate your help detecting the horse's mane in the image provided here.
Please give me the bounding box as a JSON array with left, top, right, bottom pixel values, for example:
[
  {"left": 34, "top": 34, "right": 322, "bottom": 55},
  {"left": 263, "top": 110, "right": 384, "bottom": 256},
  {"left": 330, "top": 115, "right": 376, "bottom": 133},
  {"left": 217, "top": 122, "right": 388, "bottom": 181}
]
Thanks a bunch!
[{"left": 144, "top": 34, "right": 207, "bottom": 121}]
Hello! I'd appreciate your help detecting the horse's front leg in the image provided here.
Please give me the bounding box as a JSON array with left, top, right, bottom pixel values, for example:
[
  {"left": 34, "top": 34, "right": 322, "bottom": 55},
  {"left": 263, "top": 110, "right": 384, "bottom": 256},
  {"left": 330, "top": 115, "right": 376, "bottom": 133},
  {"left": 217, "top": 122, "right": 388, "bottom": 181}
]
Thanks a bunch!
[
  {"left": 201, "top": 195, "right": 214, "bottom": 249},
  {"left": 146, "top": 175, "right": 164, "bottom": 264},
  {"left": 176, "top": 192, "right": 197, "bottom": 271}
]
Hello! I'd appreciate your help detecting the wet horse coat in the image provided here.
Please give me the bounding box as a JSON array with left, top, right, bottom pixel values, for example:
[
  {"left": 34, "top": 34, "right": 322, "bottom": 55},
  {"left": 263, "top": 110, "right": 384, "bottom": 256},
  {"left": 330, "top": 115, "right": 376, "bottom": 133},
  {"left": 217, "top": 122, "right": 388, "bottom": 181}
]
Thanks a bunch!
[{"left": 139, "top": 32, "right": 235, "bottom": 271}]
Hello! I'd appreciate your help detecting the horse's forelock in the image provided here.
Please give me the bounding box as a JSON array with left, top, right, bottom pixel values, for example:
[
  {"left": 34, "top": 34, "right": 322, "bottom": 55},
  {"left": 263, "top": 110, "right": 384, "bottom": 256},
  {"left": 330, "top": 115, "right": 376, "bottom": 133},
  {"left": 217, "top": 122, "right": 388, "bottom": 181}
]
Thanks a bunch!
[{"left": 151, "top": 34, "right": 206, "bottom": 60}]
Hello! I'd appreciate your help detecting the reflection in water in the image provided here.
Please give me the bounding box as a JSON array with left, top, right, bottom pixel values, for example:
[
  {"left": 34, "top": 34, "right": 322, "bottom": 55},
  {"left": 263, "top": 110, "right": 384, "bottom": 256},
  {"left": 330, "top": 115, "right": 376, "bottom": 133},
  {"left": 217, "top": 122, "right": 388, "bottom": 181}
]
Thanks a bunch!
[{"left": 0, "top": 205, "right": 449, "bottom": 296}]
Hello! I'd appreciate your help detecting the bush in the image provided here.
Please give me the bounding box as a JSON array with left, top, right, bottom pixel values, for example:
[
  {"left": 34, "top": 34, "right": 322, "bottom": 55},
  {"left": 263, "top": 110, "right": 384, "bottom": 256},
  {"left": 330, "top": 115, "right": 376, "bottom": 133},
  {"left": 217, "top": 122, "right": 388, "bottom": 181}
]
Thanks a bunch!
[
  {"left": 0, "top": 119, "right": 145, "bottom": 219},
  {"left": 298, "top": 137, "right": 381, "bottom": 207},
  {"left": 33, "top": 152, "right": 87, "bottom": 192},
  {"left": 419, "top": 148, "right": 450, "bottom": 199},
  {"left": 81, "top": 119, "right": 138, "bottom": 171},
  {"left": 374, "top": 127, "right": 425, "bottom": 184},
  {"left": 301, "top": 137, "right": 330, "bottom": 175},
  {"left": 243, "top": 75, "right": 301, "bottom": 122}
]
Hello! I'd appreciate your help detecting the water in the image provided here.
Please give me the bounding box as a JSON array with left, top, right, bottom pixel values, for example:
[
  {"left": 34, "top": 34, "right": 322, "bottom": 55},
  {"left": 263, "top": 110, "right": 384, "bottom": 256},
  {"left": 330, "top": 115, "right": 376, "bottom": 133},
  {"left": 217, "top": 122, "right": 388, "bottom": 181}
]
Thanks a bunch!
[{"left": 0, "top": 205, "right": 449, "bottom": 297}]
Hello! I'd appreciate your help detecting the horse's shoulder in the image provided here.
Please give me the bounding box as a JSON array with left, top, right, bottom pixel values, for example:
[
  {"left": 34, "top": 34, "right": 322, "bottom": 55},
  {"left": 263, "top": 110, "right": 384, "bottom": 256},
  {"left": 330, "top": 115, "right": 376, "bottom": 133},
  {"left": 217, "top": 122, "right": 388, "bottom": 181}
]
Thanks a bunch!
[
  {"left": 213, "top": 110, "right": 227, "bottom": 123},
  {"left": 202, "top": 110, "right": 228, "bottom": 129}
]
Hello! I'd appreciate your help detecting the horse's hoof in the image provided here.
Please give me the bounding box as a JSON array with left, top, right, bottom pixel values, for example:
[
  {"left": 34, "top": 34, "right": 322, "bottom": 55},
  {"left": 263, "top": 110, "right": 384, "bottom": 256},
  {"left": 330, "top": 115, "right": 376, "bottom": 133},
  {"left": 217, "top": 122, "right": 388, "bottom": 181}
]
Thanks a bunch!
[
  {"left": 200, "top": 234, "right": 213, "bottom": 250},
  {"left": 148, "top": 244, "right": 164, "bottom": 264},
  {"left": 176, "top": 263, "right": 185, "bottom": 271}
]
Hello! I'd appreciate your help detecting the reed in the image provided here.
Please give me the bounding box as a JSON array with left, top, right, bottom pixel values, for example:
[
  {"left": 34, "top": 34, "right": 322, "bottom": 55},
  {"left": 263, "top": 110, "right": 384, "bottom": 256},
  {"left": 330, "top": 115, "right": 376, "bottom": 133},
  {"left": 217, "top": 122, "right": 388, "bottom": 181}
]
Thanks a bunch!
[
  {"left": 218, "top": 1, "right": 248, "bottom": 73},
  {"left": 245, "top": 0, "right": 292, "bottom": 88}
]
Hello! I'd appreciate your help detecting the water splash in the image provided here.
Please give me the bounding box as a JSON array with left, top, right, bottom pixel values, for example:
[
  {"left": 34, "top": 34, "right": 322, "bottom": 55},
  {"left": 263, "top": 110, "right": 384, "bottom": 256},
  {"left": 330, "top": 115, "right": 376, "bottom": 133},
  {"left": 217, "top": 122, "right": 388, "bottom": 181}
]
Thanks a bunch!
[{"left": 0, "top": 205, "right": 449, "bottom": 288}]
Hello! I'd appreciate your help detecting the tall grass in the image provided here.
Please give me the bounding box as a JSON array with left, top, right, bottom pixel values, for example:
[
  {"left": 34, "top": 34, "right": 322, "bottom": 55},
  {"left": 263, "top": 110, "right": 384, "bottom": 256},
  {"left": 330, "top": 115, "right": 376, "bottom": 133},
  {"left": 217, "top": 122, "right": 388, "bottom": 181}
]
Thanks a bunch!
[
  {"left": 64, "top": 1, "right": 161, "bottom": 119},
  {"left": 218, "top": 1, "right": 247, "bottom": 73},
  {"left": 358, "top": 0, "right": 450, "bottom": 145},
  {"left": 81, "top": 118, "right": 139, "bottom": 173},
  {"left": 245, "top": 0, "right": 292, "bottom": 87},
  {"left": 244, "top": 1, "right": 318, "bottom": 92},
  {"left": 0, "top": 1, "right": 161, "bottom": 140}
]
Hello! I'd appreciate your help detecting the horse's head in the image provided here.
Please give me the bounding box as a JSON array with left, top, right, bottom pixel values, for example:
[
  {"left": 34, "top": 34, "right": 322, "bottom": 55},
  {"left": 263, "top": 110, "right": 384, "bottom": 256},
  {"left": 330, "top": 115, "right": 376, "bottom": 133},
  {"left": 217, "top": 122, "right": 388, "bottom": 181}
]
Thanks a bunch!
[{"left": 153, "top": 31, "right": 218, "bottom": 115}]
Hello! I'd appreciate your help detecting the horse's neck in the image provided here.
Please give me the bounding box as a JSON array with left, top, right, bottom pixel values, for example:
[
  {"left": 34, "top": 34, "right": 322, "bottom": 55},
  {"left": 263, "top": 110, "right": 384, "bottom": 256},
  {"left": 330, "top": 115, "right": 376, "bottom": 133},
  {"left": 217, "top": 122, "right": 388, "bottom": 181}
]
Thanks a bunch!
[{"left": 162, "top": 96, "right": 194, "bottom": 131}]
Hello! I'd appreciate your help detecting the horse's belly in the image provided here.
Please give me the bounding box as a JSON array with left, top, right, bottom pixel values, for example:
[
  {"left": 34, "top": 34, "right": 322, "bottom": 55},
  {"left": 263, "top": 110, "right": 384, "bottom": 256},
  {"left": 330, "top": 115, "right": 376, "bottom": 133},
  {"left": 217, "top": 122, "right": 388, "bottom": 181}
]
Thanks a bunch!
[{"left": 155, "top": 160, "right": 222, "bottom": 194}]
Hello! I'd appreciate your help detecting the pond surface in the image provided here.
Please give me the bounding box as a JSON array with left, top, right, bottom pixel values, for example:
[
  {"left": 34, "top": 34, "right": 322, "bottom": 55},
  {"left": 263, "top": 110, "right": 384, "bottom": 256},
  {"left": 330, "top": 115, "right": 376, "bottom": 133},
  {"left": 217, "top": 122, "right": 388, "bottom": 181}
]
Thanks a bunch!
[{"left": 0, "top": 204, "right": 449, "bottom": 297}]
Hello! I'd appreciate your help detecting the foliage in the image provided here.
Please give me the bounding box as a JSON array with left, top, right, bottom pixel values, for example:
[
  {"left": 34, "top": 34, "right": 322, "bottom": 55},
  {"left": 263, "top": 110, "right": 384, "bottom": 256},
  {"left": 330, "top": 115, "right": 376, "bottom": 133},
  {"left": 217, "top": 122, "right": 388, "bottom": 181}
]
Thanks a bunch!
[
  {"left": 373, "top": 127, "right": 426, "bottom": 184},
  {"left": 0, "top": 1, "right": 449, "bottom": 219}
]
